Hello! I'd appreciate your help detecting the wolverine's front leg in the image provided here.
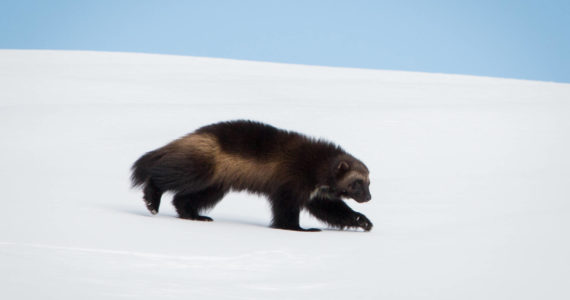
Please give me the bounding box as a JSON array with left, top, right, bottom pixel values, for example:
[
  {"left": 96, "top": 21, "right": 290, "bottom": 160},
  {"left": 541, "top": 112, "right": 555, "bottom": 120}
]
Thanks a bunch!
[
  {"left": 306, "top": 197, "right": 373, "bottom": 231},
  {"left": 269, "top": 189, "right": 320, "bottom": 232}
]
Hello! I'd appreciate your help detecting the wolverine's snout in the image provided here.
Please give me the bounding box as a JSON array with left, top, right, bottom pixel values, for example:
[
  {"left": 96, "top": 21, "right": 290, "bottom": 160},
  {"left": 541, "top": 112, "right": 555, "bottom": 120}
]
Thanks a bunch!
[
  {"left": 355, "top": 193, "right": 372, "bottom": 203},
  {"left": 355, "top": 186, "right": 372, "bottom": 202}
]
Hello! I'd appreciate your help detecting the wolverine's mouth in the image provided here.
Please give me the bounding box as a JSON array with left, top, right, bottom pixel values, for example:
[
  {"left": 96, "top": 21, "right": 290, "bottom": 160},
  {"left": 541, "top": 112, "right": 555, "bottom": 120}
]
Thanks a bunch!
[
  {"left": 354, "top": 196, "right": 372, "bottom": 203},
  {"left": 339, "top": 190, "right": 371, "bottom": 203}
]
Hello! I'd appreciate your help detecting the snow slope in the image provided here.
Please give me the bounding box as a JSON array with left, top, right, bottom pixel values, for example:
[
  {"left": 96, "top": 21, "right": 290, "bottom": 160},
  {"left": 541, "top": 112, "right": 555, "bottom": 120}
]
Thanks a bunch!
[{"left": 1, "top": 50, "right": 569, "bottom": 299}]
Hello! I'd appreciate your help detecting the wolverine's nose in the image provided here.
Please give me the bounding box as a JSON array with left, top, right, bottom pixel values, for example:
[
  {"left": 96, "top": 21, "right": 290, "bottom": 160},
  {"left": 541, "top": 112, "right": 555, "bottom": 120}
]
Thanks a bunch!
[{"left": 356, "top": 193, "right": 371, "bottom": 203}]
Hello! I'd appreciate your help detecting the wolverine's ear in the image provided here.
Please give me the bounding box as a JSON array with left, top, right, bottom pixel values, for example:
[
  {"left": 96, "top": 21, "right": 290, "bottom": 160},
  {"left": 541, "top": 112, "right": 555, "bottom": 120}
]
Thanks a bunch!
[{"left": 336, "top": 161, "right": 350, "bottom": 175}]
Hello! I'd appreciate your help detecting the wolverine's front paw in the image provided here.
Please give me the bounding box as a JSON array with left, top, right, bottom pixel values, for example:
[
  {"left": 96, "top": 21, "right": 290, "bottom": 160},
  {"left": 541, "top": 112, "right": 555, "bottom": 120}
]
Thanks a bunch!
[
  {"left": 272, "top": 224, "right": 322, "bottom": 232},
  {"left": 354, "top": 213, "right": 373, "bottom": 231},
  {"left": 179, "top": 214, "right": 213, "bottom": 222}
]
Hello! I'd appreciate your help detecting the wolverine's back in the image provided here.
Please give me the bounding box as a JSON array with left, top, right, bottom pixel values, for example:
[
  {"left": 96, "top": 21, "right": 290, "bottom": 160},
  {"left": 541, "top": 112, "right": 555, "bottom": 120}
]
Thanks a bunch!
[{"left": 196, "top": 120, "right": 296, "bottom": 159}]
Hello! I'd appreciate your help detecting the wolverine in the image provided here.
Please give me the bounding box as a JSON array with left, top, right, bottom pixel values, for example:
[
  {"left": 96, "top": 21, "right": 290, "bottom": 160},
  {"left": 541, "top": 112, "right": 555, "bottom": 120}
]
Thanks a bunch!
[{"left": 131, "top": 120, "right": 373, "bottom": 231}]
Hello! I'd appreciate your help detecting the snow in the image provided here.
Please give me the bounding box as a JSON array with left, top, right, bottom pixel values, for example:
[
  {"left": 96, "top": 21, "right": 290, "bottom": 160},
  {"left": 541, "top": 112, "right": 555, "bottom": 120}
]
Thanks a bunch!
[{"left": 1, "top": 50, "right": 569, "bottom": 299}]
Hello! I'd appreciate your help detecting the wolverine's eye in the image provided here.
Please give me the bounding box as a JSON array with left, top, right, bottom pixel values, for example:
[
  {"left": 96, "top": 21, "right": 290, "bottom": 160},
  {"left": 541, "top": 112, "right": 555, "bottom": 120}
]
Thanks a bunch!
[{"left": 349, "top": 179, "right": 363, "bottom": 190}]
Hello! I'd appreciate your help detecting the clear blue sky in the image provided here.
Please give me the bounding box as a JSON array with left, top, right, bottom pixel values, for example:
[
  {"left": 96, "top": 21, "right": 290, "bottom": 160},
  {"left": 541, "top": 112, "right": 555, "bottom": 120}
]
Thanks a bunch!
[{"left": 1, "top": 0, "right": 568, "bottom": 83}]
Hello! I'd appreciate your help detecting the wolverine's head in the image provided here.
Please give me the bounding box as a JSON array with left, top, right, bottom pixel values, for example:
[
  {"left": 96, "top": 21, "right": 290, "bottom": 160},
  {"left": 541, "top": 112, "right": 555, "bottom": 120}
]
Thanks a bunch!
[{"left": 329, "top": 155, "right": 371, "bottom": 203}]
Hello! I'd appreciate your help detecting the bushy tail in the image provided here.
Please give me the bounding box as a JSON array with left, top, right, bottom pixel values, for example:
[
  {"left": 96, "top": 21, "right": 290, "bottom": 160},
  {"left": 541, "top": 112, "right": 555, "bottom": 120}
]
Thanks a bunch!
[{"left": 131, "top": 150, "right": 163, "bottom": 188}]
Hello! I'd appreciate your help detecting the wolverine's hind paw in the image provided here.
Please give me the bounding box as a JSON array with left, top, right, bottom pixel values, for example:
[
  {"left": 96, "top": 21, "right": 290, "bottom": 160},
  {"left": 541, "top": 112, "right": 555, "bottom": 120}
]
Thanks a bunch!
[{"left": 144, "top": 199, "right": 158, "bottom": 215}]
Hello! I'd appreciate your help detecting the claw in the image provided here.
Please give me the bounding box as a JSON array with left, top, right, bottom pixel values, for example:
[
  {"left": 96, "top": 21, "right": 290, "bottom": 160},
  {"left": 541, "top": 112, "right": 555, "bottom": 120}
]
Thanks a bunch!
[{"left": 354, "top": 213, "right": 373, "bottom": 231}]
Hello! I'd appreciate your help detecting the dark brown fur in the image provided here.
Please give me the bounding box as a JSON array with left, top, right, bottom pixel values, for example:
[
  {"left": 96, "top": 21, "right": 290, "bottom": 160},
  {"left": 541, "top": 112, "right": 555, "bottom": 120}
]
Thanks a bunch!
[{"left": 131, "top": 120, "right": 372, "bottom": 231}]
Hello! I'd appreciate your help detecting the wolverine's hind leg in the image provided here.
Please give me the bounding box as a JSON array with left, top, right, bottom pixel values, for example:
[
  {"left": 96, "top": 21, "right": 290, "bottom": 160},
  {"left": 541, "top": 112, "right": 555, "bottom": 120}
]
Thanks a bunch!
[
  {"left": 143, "top": 179, "right": 163, "bottom": 215},
  {"left": 172, "top": 185, "right": 227, "bottom": 221}
]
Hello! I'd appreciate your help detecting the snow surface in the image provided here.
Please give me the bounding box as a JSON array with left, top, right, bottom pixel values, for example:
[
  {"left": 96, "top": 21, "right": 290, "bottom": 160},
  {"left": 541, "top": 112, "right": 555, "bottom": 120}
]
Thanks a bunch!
[{"left": 1, "top": 50, "right": 569, "bottom": 299}]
